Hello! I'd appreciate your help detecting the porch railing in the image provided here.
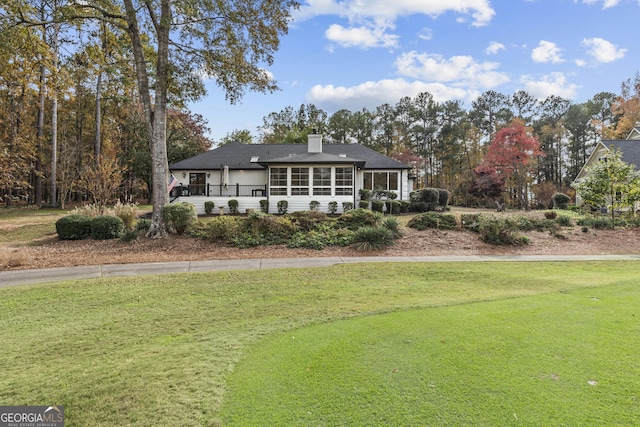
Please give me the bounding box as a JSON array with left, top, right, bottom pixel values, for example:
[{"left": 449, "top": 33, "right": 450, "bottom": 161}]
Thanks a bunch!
[{"left": 170, "top": 184, "right": 267, "bottom": 199}]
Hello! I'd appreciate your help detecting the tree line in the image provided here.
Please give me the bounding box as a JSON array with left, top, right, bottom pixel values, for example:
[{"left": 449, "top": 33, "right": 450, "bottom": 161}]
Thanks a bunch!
[{"left": 223, "top": 77, "right": 640, "bottom": 208}]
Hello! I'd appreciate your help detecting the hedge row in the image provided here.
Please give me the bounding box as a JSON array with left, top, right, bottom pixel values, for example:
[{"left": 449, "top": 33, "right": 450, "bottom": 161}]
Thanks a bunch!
[{"left": 56, "top": 214, "right": 125, "bottom": 240}]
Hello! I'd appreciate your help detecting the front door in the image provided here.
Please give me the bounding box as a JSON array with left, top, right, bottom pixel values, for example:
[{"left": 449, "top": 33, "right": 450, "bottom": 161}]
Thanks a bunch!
[{"left": 189, "top": 173, "right": 206, "bottom": 196}]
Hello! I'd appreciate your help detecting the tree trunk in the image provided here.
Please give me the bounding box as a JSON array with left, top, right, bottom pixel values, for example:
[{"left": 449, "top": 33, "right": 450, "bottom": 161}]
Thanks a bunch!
[{"left": 50, "top": 25, "right": 59, "bottom": 206}]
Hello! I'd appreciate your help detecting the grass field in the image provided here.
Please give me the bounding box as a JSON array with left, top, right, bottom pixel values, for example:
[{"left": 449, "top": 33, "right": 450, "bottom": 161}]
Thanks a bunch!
[{"left": 1, "top": 261, "right": 639, "bottom": 426}]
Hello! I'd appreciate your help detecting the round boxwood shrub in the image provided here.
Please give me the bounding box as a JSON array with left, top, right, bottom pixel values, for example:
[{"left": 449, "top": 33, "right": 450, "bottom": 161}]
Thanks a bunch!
[
  {"left": 552, "top": 192, "right": 571, "bottom": 209},
  {"left": 161, "top": 202, "right": 197, "bottom": 235},
  {"left": 204, "top": 201, "right": 215, "bottom": 215},
  {"left": 371, "top": 200, "right": 385, "bottom": 213},
  {"left": 91, "top": 215, "right": 125, "bottom": 240},
  {"left": 228, "top": 199, "right": 239, "bottom": 215},
  {"left": 56, "top": 214, "right": 93, "bottom": 240}
]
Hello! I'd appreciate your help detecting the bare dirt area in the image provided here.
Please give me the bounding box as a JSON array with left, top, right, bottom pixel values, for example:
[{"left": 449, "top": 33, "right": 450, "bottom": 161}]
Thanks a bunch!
[{"left": 2, "top": 225, "right": 639, "bottom": 272}]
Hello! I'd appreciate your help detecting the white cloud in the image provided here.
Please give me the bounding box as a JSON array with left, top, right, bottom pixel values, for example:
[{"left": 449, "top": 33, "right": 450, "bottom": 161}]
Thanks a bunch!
[
  {"left": 418, "top": 27, "right": 433, "bottom": 41},
  {"left": 577, "top": 0, "right": 620, "bottom": 9},
  {"left": 582, "top": 37, "right": 626, "bottom": 63},
  {"left": 520, "top": 72, "right": 580, "bottom": 99},
  {"left": 306, "top": 79, "right": 472, "bottom": 112},
  {"left": 325, "top": 23, "right": 399, "bottom": 49},
  {"left": 531, "top": 40, "right": 564, "bottom": 63},
  {"left": 486, "top": 41, "right": 505, "bottom": 55},
  {"left": 296, "top": 0, "right": 495, "bottom": 26},
  {"left": 295, "top": 0, "right": 495, "bottom": 50},
  {"left": 395, "top": 51, "right": 510, "bottom": 88}
]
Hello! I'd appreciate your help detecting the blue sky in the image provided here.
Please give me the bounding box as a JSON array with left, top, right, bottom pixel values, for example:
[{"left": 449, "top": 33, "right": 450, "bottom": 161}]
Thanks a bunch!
[{"left": 189, "top": 0, "right": 638, "bottom": 142}]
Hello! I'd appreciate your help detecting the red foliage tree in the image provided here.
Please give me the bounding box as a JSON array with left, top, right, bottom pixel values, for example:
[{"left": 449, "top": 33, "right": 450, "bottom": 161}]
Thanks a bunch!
[{"left": 474, "top": 119, "right": 544, "bottom": 210}]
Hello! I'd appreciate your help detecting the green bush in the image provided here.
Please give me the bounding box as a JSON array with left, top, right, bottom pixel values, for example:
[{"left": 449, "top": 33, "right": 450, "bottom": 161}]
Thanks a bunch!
[
  {"left": 544, "top": 211, "right": 557, "bottom": 220},
  {"left": 555, "top": 215, "right": 572, "bottom": 226},
  {"left": 460, "top": 213, "right": 481, "bottom": 232},
  {"left": 56, "top": 214, "right": 93, "bottom": 240},
  {"left": 161, "top": 202, "right": 197, "bottom": 235},
  {"left": 399, "top": 200, "right": 410, "bottom": 213},
  {"left": 358, "top": 200, "right": 369, "bottom": 209},
  {"left": 553, "top": 192, "right": 571, "bottom": 209},
  {"left": 437, "top": 188, "right": 450, "bottom": 210},
  {"left": 228, "top": 199, "right": 239, "bottom": 215},
  {"left": 246, "top": 211, "right": 298, "bottom": 243},
  {"left": 342, "top": 202, "right": 354, "bottom": 212},
  {"left": 288, "top": 227, "right": 355, "bottom": 250},
  {"left": 352, "top": 226, "right": 394, "bottom": 251},
  {"left": 328, "top": 201, "right": 338, "bottom": 214},
  {"left": 389, "top": 200, "right": 401, "bottom": 215},
  {"left": 477, "top": 215, "right": 529, "bottom": 246},
  {"left": 289, "top": 210, "right": 327, "bottom": 231},
  {"left": 205, "top": 216, "right": 244, "bottom": 243},
  {"left": 136, "top": 218, "right": 151, "bottom": 233},
  {"left": 259, "top": 199, "right": 268, "bottom": 213},
  {"left": 371, "top": 200, "right": 384, "bottom": 213},
  {"left": 120, "top": 229, "right": 140, "bottom": 243},
  {"left": 277, "top": 200, "right": 288, "bottom": 215},
  {"left": 336, "top": 208, "right": 380, "bottom": 230},
  {"left": 407, "top": 212, "right": 457, "bottom": 231},
  {"left": 204, "top": 201, "right": 215, "bottom": 215},
  {"left": 381, "top": 216, "right": 404, "bottom": 238},
  {"left": 309, "top": 200, "right": 320, "bottom": 211},
  {"left": 91, "top": 215, "right": 125, "bottom": 240},
  {"left": 359, "top": 188, "right": 372, "bottom": 201}
]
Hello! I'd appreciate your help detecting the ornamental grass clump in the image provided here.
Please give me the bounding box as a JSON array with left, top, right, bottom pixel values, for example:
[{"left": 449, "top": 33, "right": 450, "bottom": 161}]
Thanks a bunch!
[{"left": 352, "top": 226, "right": 394, "bottom": 251}]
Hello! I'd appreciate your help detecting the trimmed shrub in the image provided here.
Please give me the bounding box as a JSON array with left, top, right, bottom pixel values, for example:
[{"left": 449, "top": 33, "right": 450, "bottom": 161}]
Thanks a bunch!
[
  {"left": 56, "top": 214, "right": 92, "bottom": 240},
  {"left": 342, "top": 202, "right": 354, "bottom": 212},
  {"left": 228, "top": 199, "right": 239, "bottom": 215},
  {"left": 552, "top": 192, "right": 571, "bottom": 209},
  {"left": 389, "top": 200, "right": 402, "bottom": 215},
  {"left": 399, "top": 200, "right": 410, "bottom": 213},
  {"left": 358, "top": 200, "right": 369, "bottom": 209},
  {"left": 359, "top": 188, "right": 372, "bottom": 201},
  {"left": 120, "top": 229, "right": 140, "bottom": 243},
  {"left": 477, "top": 215, "right": 529, "bottom": 246},
  {"left": 289, "top": 210, "right": 327, "bottom": 231},
  {"left": 371, "top": 200, "right": 385, "bottom": 213},
  {"left": 259, "top": 199, "right": 268, "bottom": 213},
  {"left": 309, "top": 200, "right": 320, "bottom": 211},
  {"left": 352, "top": 226, "right": 394, "bottom": 251},
  {"left": 277, "top": 200, "right": 288, "bottom": 214},
  {"left": 204, "top": 201, "right": 215, "bottom": 215},
  {"left": 161, "top": 202, "right": 197, "bottom": 235},
  {"left": 460, "top": 213, "right": 481, "bottom": 232},
  {"left": 437, "top": 188, "right": 450, "bottom": 210},
  {"left": 205, "top": 216, "right": 244, "bottom": 243},
  {"left": 407, "top": 212, "right": 457, "bottom": 231},
  {"left": 91, "top": 215, "right": 125, "bottom": 240},
  {"left": 328, "top": 201, "right": 338, "bottom": 214},
  {"left": 336, "top": 208, "right": 380, "bottom": 230},
  {"left": 556, "top": 215, "right": 572, "bottom": 226},
  {"left": 245, "top": 211, "right": 298, "bottom": 243}
]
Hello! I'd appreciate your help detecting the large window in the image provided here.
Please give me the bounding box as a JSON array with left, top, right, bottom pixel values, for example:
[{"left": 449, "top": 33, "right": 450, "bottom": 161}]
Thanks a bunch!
[
  {"left": 363, "top": 171, "right": 399, "bottom": 192},
  {"left": 335, "top": 167, "right": 353, "bottom": 196},
  {"left": 270, "top": 168, "right": 287, "bottom": 196},
  {"left": 313, "top": 167, "right": 332, "bottom": 196},
  {"left": 189, "top": 173, "right": 206, "bottom": 196},
  {"left": 291, "top": 167, "right": 309, "bottom": 196}
]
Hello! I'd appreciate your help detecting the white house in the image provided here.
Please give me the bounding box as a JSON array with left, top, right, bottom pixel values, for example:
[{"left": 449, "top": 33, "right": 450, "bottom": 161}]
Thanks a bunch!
[{"left": 169, "top": 133, "right": 413, "bottom": 214}]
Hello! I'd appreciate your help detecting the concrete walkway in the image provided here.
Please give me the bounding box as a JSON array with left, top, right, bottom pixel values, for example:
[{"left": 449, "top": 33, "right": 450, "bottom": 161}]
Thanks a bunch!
[{"left": 1, "top": 254, "right": 639, "bottom": 288}]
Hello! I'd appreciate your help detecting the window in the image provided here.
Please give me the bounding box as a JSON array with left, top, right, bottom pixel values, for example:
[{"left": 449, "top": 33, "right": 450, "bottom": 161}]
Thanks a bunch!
[
  {"left": 363, "top": 171, "right": 399, "bottom": 192},
  {"left": 335, "top": 167, "right": 353, "bottom": 196},
  {"left": 291, "top": 167, "right": 309, "bottom": 196},
  {"left": 270, "top": 167, "right": 287, "bottom": 196},
  {"left": 189, "top": 173, "right": 206, "bottom": 196},
  {"left": 313, "top": 167, "right": 331, "bottom": 196}
]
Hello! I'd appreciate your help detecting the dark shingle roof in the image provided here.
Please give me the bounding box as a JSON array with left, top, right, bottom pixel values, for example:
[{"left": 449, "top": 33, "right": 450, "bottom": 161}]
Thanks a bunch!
[
  {"left": 170, "top": 141, "right": 409, "bottom": 170},
  {"left": 601, "top": 140, "right": 640, "bottom": 169}
]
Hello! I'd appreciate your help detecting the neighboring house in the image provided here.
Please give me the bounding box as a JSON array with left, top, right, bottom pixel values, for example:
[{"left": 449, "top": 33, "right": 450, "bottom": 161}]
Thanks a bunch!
[
  {"left": 573, "top": 123, "right": 640, "bottom": 207},
  {"left": 169, "top": 133, "right": 413, "bottom": 214}
]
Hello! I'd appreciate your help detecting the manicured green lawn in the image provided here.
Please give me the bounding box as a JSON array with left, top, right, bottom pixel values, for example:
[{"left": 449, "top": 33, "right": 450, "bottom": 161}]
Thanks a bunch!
[
  {"left": 0, "top": 261, "right": 638, "bottom": 426},
  {"left": 223, "top": 283, "right": 640, "bottom": 426}
]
